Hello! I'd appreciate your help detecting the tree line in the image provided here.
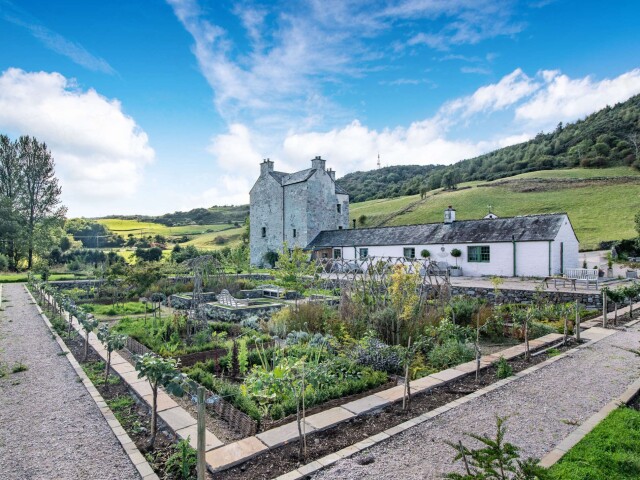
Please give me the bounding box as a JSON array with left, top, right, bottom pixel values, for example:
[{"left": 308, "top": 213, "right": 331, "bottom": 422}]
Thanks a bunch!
[{"left": 0, "top": 134, "right": 66, "bottom": 270}]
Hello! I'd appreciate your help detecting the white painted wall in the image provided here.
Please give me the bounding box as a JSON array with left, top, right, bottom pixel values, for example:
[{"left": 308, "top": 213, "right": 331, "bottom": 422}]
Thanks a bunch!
[
  {"left": 550, "top": 215, "right": 580, "bottom": 274},
  {"left": 334, "top": 238, "right": 573, "bottom": 277}
]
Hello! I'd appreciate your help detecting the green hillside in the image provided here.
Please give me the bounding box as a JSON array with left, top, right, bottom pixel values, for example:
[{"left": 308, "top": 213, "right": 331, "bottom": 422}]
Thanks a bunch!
[
  {"left": 337, "top": 94, "right": 640, "bottom": 203},
  {"left": 350, "top": 167, "right": 640, "bottom": 250}
]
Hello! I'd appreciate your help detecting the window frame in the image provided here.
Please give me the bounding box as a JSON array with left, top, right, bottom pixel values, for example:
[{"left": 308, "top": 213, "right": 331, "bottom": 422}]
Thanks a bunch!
[
  {"left": 293, "top": 228, "right": 297, "bottom": 238},
  {"left": 336, "top": 203, "right": 342, "bottom": 214},
  {"left": 468, "top": 245, "right": 490, "bottom": 263},
  {"left": 261, "top": 227, "right": 266, "bottom": 238},
  {"left": 403, "top": 247, "right": 416, "bottom": 259},
  {"left": 333, "top": 248, "right": 342, "bottom": 259},
  {"left": 359, "top": 248, "right": 369, "bottom": 259}
]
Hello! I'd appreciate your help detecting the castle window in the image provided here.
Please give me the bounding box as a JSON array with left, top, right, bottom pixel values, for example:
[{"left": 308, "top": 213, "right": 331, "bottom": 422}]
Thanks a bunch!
[
  {"left": 261, "top": 227, "right": 266, "bottom": 238},
  {"left": 338, "top": 226, "right": 343, "bottom": 230},
  {"left": 293, "top": 228, "right": 297, "bottom": 238},
  {"left": 337, "top": 204, "right": 342, "bottom": 213}
]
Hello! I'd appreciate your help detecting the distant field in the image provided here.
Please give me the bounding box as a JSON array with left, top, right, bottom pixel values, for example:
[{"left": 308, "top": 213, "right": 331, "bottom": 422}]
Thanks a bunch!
[
  {"left": 349, "top": 166, "right": 640, "bottom": 250},
  {"left": 96, "top": 218, "right": 235, "bottom": 236},
  {"left": 184, "top": 226, "right": 245, "bottom": 250}
]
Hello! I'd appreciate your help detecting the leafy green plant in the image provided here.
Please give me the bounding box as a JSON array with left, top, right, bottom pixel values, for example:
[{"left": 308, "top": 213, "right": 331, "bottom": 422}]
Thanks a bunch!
[
  {"left": 428, "top": 339, "right": 474, "bottom": 370},
  {"left": 165, "top": 437, "right": 197, "bottom": 480},
  {"left": 445, "top": 416, "right": 548, "bottom": 480},
  {"left": 11, "top": 361, "right": 28, "bottom": 373},
  {"left": 496, "top": 356, "right": 512, "bottom": 379},
  {"left": 78, "top": 311, "right": 99, "bottom": 362},
  {"left": 97, "top": 324, "right": 127, "bottom": 384},
  {"left": 134, "top": 354, "right": 189, "bottom": 448},
  {"left": 546, "top": 348, "right": 561, "bottom": 357}
]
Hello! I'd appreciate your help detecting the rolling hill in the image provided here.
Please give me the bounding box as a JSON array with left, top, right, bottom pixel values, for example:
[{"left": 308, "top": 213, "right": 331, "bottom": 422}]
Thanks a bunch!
[
  {"left": 337, "top": 93, "right": 640, "bottom": 203},
  {"left": 349, "top": 167, "right": 640, "bottom": 250}
]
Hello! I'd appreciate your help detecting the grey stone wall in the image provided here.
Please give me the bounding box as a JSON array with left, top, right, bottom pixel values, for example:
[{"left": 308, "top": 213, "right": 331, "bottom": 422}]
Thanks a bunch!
[{"left": 249, "top": 169, "right": 284, "bottom": 265}]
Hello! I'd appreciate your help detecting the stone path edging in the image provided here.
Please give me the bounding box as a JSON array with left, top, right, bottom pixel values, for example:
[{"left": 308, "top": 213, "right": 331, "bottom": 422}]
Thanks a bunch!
[
  {"left": 273, "top": 318, "right": 638, "bottom": 480},
  {"left": 26, "top": 286, "right": 158, "bottom": 480},
  {"left": 538, "top": 316, "right": 640, "bottom": 468}
]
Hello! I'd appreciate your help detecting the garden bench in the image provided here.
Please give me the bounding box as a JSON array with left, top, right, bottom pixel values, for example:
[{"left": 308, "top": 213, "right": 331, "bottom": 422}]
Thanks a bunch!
[
  {"left": 546, "top": 268, "right": 599, "bottom": 290},
  {"left": 217, "top": 289, "right": 249, "bottom": 307},
  {"left": 258, "top": 284, "right": 285, "bottom": 298}
]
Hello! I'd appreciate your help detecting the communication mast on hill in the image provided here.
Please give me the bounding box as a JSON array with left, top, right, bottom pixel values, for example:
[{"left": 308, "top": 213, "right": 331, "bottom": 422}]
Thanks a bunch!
[{"left": 377, "top": 153, "right": 381, "bottom": 169}]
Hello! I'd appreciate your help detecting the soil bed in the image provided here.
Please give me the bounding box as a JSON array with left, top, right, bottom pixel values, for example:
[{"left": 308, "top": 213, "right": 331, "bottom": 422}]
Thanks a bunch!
[{"left": 217, "top": 340, "right": 576, "bottom": 480}]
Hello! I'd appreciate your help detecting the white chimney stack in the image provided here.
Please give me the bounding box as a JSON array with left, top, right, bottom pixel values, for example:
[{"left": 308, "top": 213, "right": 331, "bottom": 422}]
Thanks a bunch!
[{"left": 444, "top": 205, "right": 456, "bottom": 224}]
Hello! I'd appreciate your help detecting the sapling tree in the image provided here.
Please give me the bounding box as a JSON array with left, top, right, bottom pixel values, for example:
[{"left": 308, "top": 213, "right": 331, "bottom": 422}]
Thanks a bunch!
[
  {"left": 78, "top": 311, "right": 99, "bottom": 362},
  {"left": 97, "top": 324, "right": 127, "bottom": 384},
  {"left": 445, "top": 416, "right": 547, "bottom": 480},
  {"left": 512, "top": 307, "right": 535, "bottom": 361},
  {"left": 135, "top": 354, "right": 188, "bottom": 448}
]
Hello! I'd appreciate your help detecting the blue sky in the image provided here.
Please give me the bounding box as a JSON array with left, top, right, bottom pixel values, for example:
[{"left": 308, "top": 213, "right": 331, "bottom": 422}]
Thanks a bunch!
[{"left": 1, "top": 0, "right": 640, "bottom": 217}]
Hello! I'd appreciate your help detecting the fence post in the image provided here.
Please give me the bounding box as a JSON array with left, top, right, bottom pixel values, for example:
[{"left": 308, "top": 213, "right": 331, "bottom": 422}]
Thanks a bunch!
[
  {"left": 602, "top": 291, "right": 607, "bottom": 328},
  {"left": 575, "top": 300, "right": 580, "bottom": 343},
  {"left": 197, "top": 386, "right": 206, "bottom": 480}
]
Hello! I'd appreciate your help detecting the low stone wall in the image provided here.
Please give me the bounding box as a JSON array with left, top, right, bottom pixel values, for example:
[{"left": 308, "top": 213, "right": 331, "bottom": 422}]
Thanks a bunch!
[
  {"left": 447, "top": 286, "right": 610, "bottom": 311},
  {"left": 240, "top": 289, "right": 264, "bottom": 299},
  {"left": 168, "top": 292, "right": 218, "bottom": 309},
  {"left": 202, "top": 302, "right": 284, "bottom": 322}
]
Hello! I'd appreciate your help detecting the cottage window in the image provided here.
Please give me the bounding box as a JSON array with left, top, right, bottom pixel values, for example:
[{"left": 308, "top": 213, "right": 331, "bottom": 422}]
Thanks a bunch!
[
  {"left": 403, "top": 247, "right": 416, "bottom": 259},
  {"left": 293, "top": 228, "right": 297, "bottom": 238},
  {"left": 359, "top": 248, "right": 369, "bottom": 259},
  {"left": 337, "top": 204, "right": 342, "bottom": 214},
  {"left": 333, "top": 248, "right": 342, "bottom": 259},
  {"left": 468, "top": 245, "right": 490, "bottom": 262},
  {"left": 261, "top": 227, "right": 266, "bottom": 238}
]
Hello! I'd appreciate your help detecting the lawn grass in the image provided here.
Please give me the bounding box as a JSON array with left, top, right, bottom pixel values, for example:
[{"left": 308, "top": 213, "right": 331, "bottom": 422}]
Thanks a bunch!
[
  {"left": 0, "top": 272, "right": 90, "bottom": 283},
  {"left": 348, "top": 166, "right": 640, "bottom": 250},
  {"left": 548, "top": 406, "right": 640, "bottom": 480}
]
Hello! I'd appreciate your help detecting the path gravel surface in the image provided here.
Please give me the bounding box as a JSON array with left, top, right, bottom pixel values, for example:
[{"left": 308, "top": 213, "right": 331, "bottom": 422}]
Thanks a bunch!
[
  {"left": 315, "top": 324, "right": 640, "bottom": 479},
  {"left": 0, "top": 284, "right": 140, "bottom": 480}
]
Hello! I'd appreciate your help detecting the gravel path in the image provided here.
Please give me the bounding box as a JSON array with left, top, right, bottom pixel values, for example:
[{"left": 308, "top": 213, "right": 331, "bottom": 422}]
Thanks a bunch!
[
  {"left": 315, "top": 324, "right": 640, "bottom": 479},
  {"left": 0, "top": 284, "right": 140, "bottom": 480}
]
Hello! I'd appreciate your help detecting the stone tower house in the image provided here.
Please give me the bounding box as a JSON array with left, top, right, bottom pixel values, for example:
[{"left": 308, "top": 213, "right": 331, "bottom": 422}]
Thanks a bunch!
[{"left": 249, "top": 156, "right": 350, "bottom": 266}]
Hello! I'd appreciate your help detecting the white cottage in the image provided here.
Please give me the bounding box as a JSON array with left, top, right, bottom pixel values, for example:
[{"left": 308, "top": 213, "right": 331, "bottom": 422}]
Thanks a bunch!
[{"left": 307, "top": 207, "right": 579, "bottom": 277}]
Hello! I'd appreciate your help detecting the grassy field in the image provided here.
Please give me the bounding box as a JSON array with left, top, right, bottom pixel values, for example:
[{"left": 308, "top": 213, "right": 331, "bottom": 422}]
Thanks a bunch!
[
  {"left": 349, "top": 167, "right": 640, "bottom": 250},
  {"left": 96, "top": 218, "right": 235, "bottom": 236},
  {"left": 0, "top": 272, "right": 90, "bottom": 283},
  {"left": 548, "top": 406, "right": 640, "bottom": 480},
  {"left": 183, "top": 226, "right": 245, "bottom": 249}
]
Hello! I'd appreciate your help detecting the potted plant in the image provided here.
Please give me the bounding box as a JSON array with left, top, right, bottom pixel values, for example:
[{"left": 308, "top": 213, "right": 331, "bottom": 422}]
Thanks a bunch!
[
  {"left": 450, "top": 248, "right": 462, "bottom": 276},
  {"left": 606, "top": 252, "right": 614, "bottom": 278},
  {"left": 420, "top": 249, "right": 430, "bottom": 259}
]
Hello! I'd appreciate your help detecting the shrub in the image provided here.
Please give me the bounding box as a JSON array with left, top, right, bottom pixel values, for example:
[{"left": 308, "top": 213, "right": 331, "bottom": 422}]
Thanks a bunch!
[
  {"left": 428, "top": 339, "right": 474, "bottom": 370},
  {"left": 528, "top": 321, "right": 556, "bottom": 340},
  {"left": 353, "top": 335, "right": 406, "bottom": 375},
  {"left": 496, "top": 356, "right": 513, "bottom": 379},
  {"left": 447, "top": 297, "right": 481, "bottom": 326},
  {"left": 0, "top": 253, "right": 9, "bottom": 271}
]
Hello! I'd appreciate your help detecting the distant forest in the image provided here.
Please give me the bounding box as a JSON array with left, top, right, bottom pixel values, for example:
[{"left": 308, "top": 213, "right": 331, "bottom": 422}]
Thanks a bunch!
[
  {"left": 337, "top": 93, "right": 640, "bottom": 203},
  {"left": 101, "top": 205, "right": 249, "bottom": 226}
]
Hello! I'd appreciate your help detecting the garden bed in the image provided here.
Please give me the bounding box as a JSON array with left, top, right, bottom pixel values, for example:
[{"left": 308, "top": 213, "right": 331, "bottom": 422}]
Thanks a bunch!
[
  {"left": 217, "top": 340, "right": 576, "bottom": 479},
  {"left": 45, "top": 311, "right": 205, "bottom": 479}
]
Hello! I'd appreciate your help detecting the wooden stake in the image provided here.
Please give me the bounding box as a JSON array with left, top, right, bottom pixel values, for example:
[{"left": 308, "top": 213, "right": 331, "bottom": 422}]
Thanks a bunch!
[
  {"left": 602, "top": 291, "right": 607, "bottom": 328},
  {"left": 197, "top": 386, "right": 206, "bottom": 480},
  {"left": 575, "top": 300, "right": 580, "bottom": 343}
]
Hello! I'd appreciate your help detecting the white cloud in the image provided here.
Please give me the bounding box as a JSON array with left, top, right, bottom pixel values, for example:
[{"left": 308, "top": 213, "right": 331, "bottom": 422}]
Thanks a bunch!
[
  {"left": 0, "top": 68, "right": 154, "bottom": 204},
  {"left": 443, "top": 68, "right": 539, "bottom": 118},
  {"left": 516, "top": 68, "right": 640, "bottom": 124}
]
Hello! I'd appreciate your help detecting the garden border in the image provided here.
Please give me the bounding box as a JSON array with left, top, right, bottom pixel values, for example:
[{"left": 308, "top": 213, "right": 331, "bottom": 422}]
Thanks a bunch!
[
  {"left": 273, "top": 303, "right": 640, "bottom": 480},
  {"left": 538, "top": 316, "right": 640, "bottom": 468},
  {"left": 24, "top": 286, "right": 158, "bottom": 480}
]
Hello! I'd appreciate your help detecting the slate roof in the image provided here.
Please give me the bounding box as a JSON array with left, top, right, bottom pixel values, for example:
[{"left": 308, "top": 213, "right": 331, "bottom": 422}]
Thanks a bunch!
[
  {"left": 269, "top": 168, "right": 349, "bottom": 195},
  {"left": 307, "top": 213, "right": 569, "bottom": 248}
]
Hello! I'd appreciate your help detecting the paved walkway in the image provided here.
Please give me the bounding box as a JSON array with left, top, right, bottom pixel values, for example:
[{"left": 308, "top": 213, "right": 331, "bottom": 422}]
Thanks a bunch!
[
  {"left": 0, "top": 284, "right": 140, "bottom": 480},
  {"left": 314, "top": 323, "right": 640, "bottom": 479}
]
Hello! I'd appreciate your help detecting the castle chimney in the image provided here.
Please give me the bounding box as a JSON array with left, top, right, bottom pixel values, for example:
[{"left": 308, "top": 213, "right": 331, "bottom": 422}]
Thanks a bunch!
[
  {"left": 444, "top": 205, "right": 456, "bottom": 224},
  {"left": 327, "top": 168, "right": 336, "bottom": 181},
  {"left": 260, "top": 158, "right": 274, "bottom": 176},
  {"left": 311, "top": 155, "right": 326, "bottom": 171}
]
